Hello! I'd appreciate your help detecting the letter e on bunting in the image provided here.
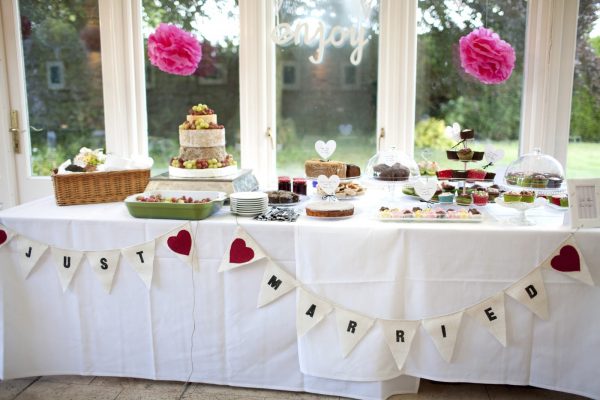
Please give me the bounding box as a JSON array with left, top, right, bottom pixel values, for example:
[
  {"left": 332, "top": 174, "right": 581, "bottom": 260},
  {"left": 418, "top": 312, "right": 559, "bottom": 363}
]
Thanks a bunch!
[
  {"left": 219, "top": 226, "right": 266, "bottom": 272},
  {"left": 162, "top": 222, "right": 195, "bottom": 266},
  {"left": 86, "top": 250, "right": 120, "bottom": 293},
  {"left": 466, "top": 292, "right": 507, "bottom": 347},
  {"left": 422, "top": 311, "right": 464, "bottom": 363},
  {"left": 296, "top": 288, "right": 333, "bottom": 338},
  {"left": 122, "top": 241, "right": 156, "bottom": 289},
  {"left": 380, "top": 319, "right": 420, "bottom": 372},
  {"left": 16, "top": 236, "right": 48, "bottom": 278},
  {"left": 257, "top": 261, "right": 298, "bottom": 307},
  {"left": 335, "top": 307, "right": 375, "bottom": 358},
  {"left": 0, "top": 224, "right": 15, "bottom": 249},
  {"left": 505, "top": 267, "right": 549, "bottom": 320},
  {"left": 51, "top": 247, "right": 84, "bottom": 292},
  {"left": 541, "top": 237, "right": 594, "bottom": 286}
]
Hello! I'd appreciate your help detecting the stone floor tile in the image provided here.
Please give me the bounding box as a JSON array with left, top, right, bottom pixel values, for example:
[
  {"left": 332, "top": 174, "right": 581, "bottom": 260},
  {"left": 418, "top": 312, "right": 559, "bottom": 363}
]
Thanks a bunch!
[
  {"left": 91, "top": 377, "right": 190, "bottom": 392},
  {"left": 388, "top": 379, "right": 489, "bottom": 399},
  {"left": 0, "top": 377, "right": 39, "bottom": 400},
  {"left": 486, "top": 384, "right": 590, "bottom": 400},
  {"left": 38, "top": 375, "right": 95, "bottom": 385},
  {"left": 15, "top": 380, "right": 121, "bottom": 400}
]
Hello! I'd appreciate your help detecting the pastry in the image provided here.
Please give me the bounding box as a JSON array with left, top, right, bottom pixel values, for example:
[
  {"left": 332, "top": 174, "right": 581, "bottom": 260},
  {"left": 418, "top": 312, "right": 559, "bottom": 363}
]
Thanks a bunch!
[
  {"left": 437, "top": 169, "right": 453, "bottom": 179},
  {"left": 373, "top": 163, "right": 410, "bottom": 181},
  {"left": 345, "top": 164, "right": 361, "bottom": 178},
  {"left": 460, "top": 129, "right": 475, "bottom": 139},
  {"left": 472, "top": 191, "right": 489, "bottom": 206},
  {"left": 317, "top": 182, "right": 366, "bottom": 198},
  {"left": 457, "top": 148, "right": 474, "bottom": 160},
  {"left": 306, "top": 201, "right": 354, "bottom": 218},
  {"left": 503, "top": 191, "right": 522, "bottom": 202},
  {"left": 266, "top": 190, "right": 299, "bottom": 204},
  {"left": 456, "top": 193, "right": 473, "bottom": 206},
  {"left": 531, "top": 174, "right": 549, "bottom": 188},
  {"left": 520, "top": 190, "right": 535, "bottom": 203},
  {"left": 438, "top": 192, "right": 454, "bottom": 204},
  {"left": 304, "top": 160, "right": 361, "bottom": 178},
  {"left": 467, "top": 169, "right": 486, "bottom": 182}
]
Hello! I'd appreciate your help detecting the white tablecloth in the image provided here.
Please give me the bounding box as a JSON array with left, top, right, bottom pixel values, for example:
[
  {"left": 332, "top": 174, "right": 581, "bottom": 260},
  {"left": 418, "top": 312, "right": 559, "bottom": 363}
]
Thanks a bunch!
[{"left": 1, "top": 194, "right": 599, "bottom": 399}]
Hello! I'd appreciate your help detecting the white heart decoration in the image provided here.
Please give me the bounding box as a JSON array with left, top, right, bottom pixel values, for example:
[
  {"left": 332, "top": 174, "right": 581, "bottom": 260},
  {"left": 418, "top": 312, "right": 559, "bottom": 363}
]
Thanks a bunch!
[
  {"left": 484, "top": 146, "right": 505, "bottom": 164},
  {"left": 317, "top": 175, "right": 340, "bottom": 196},
  {"left": 445, "top": 122, "right": 461, "bottom": 141},
  {"left": 315, "top": 140, "right": 336, "bottom": 160},
  {"left": 380, "top": 150, "right": 397, "bottom": 167},
  {"left": 414, "top": 179, "right": 438, "bottom": 202},
  {"left": 338, "top": 124, "right": 353, "bottom": 136}
]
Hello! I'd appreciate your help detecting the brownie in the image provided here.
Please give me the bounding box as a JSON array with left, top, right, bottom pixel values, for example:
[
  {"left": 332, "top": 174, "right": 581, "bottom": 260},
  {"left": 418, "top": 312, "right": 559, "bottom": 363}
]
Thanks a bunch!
[
  {"left": 346, "top": 164, "right": 361, "bottom": 178},
  {"left": 266, "top": 190, "right": 299, "bottom": 204}
]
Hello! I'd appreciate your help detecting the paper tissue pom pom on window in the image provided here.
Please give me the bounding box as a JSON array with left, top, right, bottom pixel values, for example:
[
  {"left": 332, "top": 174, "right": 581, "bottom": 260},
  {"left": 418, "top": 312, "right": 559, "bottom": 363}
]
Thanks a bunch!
[
  {"left": 459, "top": 27, "right": 515, "bottom": 85},
  {"left": 147, "top": 23, "right": 202, "bottom": 76}
]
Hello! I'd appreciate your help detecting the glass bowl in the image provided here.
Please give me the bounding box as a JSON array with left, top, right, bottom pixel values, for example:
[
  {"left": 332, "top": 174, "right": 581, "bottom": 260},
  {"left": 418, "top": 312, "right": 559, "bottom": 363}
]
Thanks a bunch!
[
  {"left": 365, "top": 147, "right": 420, "bottom": 182},
  {"left": 503, "top": 148, "right": 565, "bottom": 190}
]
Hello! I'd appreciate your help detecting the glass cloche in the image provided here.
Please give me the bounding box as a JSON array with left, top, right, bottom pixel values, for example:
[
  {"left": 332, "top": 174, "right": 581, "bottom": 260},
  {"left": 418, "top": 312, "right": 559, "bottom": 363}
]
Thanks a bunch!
[
  {"left": 504, "top": 148, "right": 565, "bottom": 190},
  {"left": 365, "top": 147, "right": 420, "bottom": 182}
]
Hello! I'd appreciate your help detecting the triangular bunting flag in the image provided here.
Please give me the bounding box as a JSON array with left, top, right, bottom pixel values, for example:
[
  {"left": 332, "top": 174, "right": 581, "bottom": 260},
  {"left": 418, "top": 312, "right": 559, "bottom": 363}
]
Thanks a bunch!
[
  {"left": 161, "top": 223, "right": 195, "bottom": 266},
  {"left": 16, "top": 236, "right": 48, "bottom": 278},
  {"left": 257, "top": 261, "right": 298, "bottom": 307},
  {"left": 422, "top": 311, "right": 464, "bottom": 363},
  {"left": 466, "top": 292, "right": 507, "bottom": 346},
  {"left": 335, "top": 307, "right": 375, "bottom": 358},
  {"left": 505, "top": 268, "right": 549, "bottom": 320},
  {"left": 121, "top": 241, "right": 156, "bottom": 289},
  {"left": 296, "top": 288, "right": 333, "bottom": 337},
  {"left": 86, "top": 250, "right": 120, "bottom": 294},
  {"left": 0, "top": 224, "right": 15, "bottom": 249},
  {"left": 51, "top": 247, "right": 84, "bottom": 292},
  {"left": 219, "top": 226, "right": 266, "bottom": 272},
  {"left": 380, "top": 319, "right": 420, "bottom": 372},
  {"left": 541, "top": 237, "right": 594, "bottom": 285}
]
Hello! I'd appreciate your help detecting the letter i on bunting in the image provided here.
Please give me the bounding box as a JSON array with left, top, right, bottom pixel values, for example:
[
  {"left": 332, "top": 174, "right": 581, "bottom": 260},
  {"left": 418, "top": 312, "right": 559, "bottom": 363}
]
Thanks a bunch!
[
  {"left": 121, "top": 241, "right": 156, "bottom": 289},
  {"left": 163, "top": 222, "right": 194, "bottom": 266},
  {"left": 16, "top": 236, "right": 48, "bottom": 278},
  {"left": 0, "top": 224, "right": 15, "bottom": 249},
  {"left": 219, "top": 226, "right": 266, "bottom": 272},
  {"left": 466, "top": 292, "right": 507, "bottom": 347},
  {"left": 335, "top": 307, "right": 375, "bottom": 358},
  {"left": 422, "top": 311, "right": 464, "bottom": 363},
  {"left": 51, "top": 247, "right": 84, "bottom": 292},
  {"left": 505, "top": 267, "right": 549, "bottom": 320},
  {"left": 257, "top": 260, "right": 298, "bottom": 307},
  {"left": 296, "top": 288, "right": 333, "bottom": 337},
  {"left": 380, "top": 319, "right": 420, "bottom": 372},
  {"left": 86, "top": 250, "right": 120, "bottom": 294},
  {"left": 541, "top": 236, "right": 594, "bottom": 286}
]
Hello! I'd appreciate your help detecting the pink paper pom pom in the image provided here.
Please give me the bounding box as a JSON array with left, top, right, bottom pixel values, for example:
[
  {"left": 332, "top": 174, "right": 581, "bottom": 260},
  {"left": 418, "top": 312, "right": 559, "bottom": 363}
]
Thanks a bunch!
[
  {"left": 459, "top": 27, "right": 515, "bottom": 85},
  {"left": 147, "top": 23, "right": 202, "bottom": 76}
]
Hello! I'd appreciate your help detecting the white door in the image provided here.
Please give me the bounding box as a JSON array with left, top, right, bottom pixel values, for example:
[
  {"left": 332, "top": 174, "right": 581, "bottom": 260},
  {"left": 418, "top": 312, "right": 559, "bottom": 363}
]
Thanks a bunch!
[{"left": 0, "top": 0, "right": 106, "bottom": 207}]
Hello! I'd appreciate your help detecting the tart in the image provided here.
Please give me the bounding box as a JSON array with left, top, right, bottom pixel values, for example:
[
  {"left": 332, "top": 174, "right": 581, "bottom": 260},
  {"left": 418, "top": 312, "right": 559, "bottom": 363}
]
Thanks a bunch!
[{"left": 305, "top": 201, "right": 354, "bottom": 218}]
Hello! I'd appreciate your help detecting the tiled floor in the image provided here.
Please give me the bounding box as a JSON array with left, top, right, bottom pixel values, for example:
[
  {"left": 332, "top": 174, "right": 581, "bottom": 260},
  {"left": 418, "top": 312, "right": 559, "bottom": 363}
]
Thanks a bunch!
[{"left": 0, "top": 376, "right": 591, "bottom": 400}]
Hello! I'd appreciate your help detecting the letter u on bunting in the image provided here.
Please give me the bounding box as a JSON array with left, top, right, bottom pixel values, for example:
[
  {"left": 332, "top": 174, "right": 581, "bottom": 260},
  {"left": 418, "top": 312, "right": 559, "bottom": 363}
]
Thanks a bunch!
[
  {"left": 219, "top": 226, "right": 266, "bottom": 272},
  {"left": 122, "top": 241, "right": 156, "bottom": 289},
  {"left": 16, "top": 236, "right": 48, "bottom": 278},
  {"left": 0, "top": 224, "right": 15, "bottom": 249},
  {"left": 86, "top": 250, "right": 120, "bottom": 293},
  {"left": 466, "top": 292, "right": 507, "bottom": 347},
  {"left": 335, "top": 307, "right": 374, "bottom": 358},
  {"left": 257, "top": 261, "right": 298, "bottom": 307},
  {"left": 51, "top": 247, "right": 84, "bottom": 292},
  {"left": 541, "top": 236, "right": 594, "bottom": 286},
  {"left": 505, "top": 267, "right": 549, "bottom": 320},
  {"left": 380, "top": 319, "right": 420, "bottom": 372},
  {"left": 422, "top": 311, "right": 464, "bottom": 363},
  {"left": 296, "top": 288, "right": 333, "bottom": 338},
  {"left": 162, "top": 222, "right": 195, "bottom": 266}
]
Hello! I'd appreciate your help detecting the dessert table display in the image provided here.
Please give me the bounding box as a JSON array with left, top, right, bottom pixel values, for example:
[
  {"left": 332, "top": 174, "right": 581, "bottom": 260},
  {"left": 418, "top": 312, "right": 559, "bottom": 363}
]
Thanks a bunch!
[{"left": 1, "top": 190, "right": 599, "bottom": 400}]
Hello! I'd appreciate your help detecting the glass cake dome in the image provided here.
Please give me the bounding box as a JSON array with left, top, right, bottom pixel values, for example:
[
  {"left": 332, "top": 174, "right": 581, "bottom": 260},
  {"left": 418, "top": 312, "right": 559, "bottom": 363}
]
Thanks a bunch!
[
  {"left": 503, "top": 148, "right": 565, "bottom": 190},
  {"left": 365, "top": 147, "right": 420, "bottom": 182}
]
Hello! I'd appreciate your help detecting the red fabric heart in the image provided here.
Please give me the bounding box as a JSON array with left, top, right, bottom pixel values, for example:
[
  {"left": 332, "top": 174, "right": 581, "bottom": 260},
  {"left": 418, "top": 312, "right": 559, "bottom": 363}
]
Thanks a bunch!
[
  {"left": 230, "top": 238, "right": 255, "bottom": 264},
  {"left": 167, "top": 230, "right": 192, "bottom": 256},
  {"left": 0, "top": 230, "right": 7, "bottom": 246},
  {"left": 551, "top": 245, "right": 580, "bottom": 272}
]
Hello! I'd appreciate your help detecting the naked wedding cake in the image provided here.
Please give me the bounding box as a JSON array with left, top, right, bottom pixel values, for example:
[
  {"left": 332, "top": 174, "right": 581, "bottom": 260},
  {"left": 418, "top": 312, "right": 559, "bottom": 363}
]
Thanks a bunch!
[{"left": 169, "top": 104, "right": 237, "bottom": 178}]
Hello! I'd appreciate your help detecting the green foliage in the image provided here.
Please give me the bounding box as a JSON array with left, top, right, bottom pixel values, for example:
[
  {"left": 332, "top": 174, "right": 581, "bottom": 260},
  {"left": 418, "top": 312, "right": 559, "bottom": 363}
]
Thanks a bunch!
[
  {"left": 570, "top": 86, "right": 600, "bottom": 142},
  {"left": 591, "top": 36, "right": 600, "bottom": 55},
  {"left": 276, "top": 118, "right": 299, "bottom": 149},
  {"left": 414, "top": 118, "right": 453, "bottom": 149}
]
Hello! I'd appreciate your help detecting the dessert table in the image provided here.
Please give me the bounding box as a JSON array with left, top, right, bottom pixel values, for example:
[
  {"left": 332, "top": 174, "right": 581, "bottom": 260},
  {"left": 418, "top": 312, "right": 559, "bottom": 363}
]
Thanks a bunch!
[{"left": 1, "top": 192, "right": 599, "bottom": 400}]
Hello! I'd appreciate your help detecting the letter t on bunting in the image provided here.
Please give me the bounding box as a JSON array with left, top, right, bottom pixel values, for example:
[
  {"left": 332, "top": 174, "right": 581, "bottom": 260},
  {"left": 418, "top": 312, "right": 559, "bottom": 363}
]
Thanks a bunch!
[
  {"left": 296, "top": 288, "right": 334, "bottom": 338},
  {"left": 335, "top": 307, "right": 375, "bottom": 358},
  {"left": 219, "top": 226, "right": 266, "bottom": 272},
  {"left": 121, "top": 241, "right": 156, "bottom": 289},
  {"left": 257, "top": 261, "right": 298, "bottom": 307}
]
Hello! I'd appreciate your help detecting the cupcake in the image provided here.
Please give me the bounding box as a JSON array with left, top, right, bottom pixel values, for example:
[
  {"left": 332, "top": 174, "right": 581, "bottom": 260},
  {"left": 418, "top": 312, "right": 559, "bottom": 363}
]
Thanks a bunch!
[
  {"left": 418, "top": 160, "right": 439, "bottom": 176},
  {"left": 486, "top": 187, "right": 500, "bottom": 202},
  {"left": 484, "top": 172, "right": 496, "bottom": 181},
  {"left": 460, "top": 129, "right": 475, "bottom": 139},
  {"left": 437, "top": 169, "right": 453, "bottom": 179},
  {"left": 438, "top": 192, "right": 454, "bottom": 204},
  {"left": 441, "top": 182, "right": 455, "bottom": 192},
  {"left": 547, "top": 176, "right": 563, "bottom": 188},
  {"left": 551, "top": 195, "right": 562, "bottom": 206},
  {"left": 452, "top": 170, "right": 468, "bottom": 180},
  {"left": 457, "top": 148, "right": 474, "bottom": 161},
  {"left": 456, "top": 193, "right": 473, "bottom": 206},
  {"left": 505, "top": 173, "right": 519, "bottom": 185},
  {"left": 472, "top": 190, "right": 489, "bottom": 206},
  {"left": 503, "top": 191, "right": 522, "bottom": 202},
  {"left": 517, "top": 175, "right": 533, "bottom": 187},
  {"left": 472, "top": 151, "right": 485, "bottom": 161},
  {"left": 531, "top": 174, "right": 549, "bottom": 188},
  {"left": 467, "top": 169, "right": 486, "bottom": 182},
  {"left": 520, "top": 190, "right": 535, "bottom": 203},
  {"left": 560, "top": 196, "right": 569, "bottom": 207},
  {"left": 446, "top": 150, "right": 459, "bottom": 160}
]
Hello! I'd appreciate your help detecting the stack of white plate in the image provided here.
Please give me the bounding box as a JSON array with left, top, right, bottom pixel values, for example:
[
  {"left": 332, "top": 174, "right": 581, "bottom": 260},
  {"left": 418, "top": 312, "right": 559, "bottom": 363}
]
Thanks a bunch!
[{"left": 229, "top": 192, "right": 268, "bottom": 216}]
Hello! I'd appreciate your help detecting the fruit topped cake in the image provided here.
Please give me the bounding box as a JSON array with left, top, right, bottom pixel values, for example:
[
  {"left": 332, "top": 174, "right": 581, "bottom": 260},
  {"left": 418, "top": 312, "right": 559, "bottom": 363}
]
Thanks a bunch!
[{"left": 169, "top": 104, "right": 237, "bottom": 178}]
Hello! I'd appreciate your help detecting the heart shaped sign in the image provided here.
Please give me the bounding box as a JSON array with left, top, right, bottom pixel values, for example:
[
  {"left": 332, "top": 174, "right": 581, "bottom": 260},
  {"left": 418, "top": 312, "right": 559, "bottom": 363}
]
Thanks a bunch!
[
  {"left": 414, "top": 179, "right": 438, "bottom": 202},
  {"left": 317, "top": 175, "right": 340, "bottom": 196},
  {"left": 338, "top": 124, "right": 352, "bottom": 136},
  {"left": 167, "top": 230, "right": 192, "bottom": 256},
  {"left": 551, "top": 245, "right": 580, "bottom": 272},
  {"left": 484, "top": 146, "right": 505, "bottom": 164},
  {"left": 445, "top": 122, "right": 461, "bottom": 141},
  {"left": 0, "top": 230, "right": 7, "bottom": 246},
  {"left": 315, "top": 140, "right": 336, "bottom": 160},
  {"left": 230, "top": 238, "right": 255, "bottom": 264}
]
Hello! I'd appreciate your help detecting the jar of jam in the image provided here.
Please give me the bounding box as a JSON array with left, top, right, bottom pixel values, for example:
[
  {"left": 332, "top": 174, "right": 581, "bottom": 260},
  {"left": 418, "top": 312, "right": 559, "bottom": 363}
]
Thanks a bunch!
[
  {"left": 278, "top": 176, "right": 291, "bottom": 191},
  {"left": 292, "top": 178, "right": 307, "bottom": 196}
]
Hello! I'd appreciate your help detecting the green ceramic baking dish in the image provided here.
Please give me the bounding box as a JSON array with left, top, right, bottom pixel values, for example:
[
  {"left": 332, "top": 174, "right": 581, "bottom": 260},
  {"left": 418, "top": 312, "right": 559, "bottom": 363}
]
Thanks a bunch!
[{"left": 125, "top": 190, "right": 227, "bottom": 220}]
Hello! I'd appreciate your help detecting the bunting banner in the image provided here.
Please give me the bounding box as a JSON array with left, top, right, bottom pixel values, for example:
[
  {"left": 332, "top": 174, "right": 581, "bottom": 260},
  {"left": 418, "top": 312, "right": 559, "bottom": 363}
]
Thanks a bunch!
[
  {"left": 219, "top": 226, "right": 266, "bottom": 272},
  {"left": 51, "top": 247, "right": 84, "bottom": 292},
  {"left": 121, "top": 241, "right": 156, "bottom": 289},
  {"left": 86, "top": 250, "right": 120, "bottom": 293},
  {"left": 380, "top": 319, "right": 420, "bottom": 371},
  {"left": 422, "top": 311, "right": 464, "bottom": 363},
  {"left": 0, "top": 224, "right": 15, "bottom": 249},
  {"left": 296, "top": 288, "right": 333, "bottom": 338},
  {"left": 335, "top": 307, "right": 375, "bottom": 358},
  {"left": 505, "top": 268, "right": 549, "bottom": 320},
  {"left": 257, "top": 261, "right": 298, "bottom": 308},
  {"left": 541, "top": 237, "right": 594, "bottom": 286},
  {"left": 466, "top": 292, "right": 507, "bottom": 346},
  {"left": 162, "top": 222, "right": 195, "bottom": 266},
  {"left": 16, "top": 236, "right": 48, "bottom": 278}
]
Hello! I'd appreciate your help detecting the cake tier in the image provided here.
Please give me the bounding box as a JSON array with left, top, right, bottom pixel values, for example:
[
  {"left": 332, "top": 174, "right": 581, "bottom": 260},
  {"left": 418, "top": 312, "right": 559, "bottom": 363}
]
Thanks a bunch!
[
  {"left": 179, "top": 128, "right": 225, "bottom": 148},
  {"left": 305, "top": 201, "right": 354, "bottom": 218},
  {"left": 169, "top": 165, "right": 237, "bottom": 178},
  {"left": 186, "top": 114, "right": 217, "bottom": 124},
  {"left": 178, "top": 146, "right": 228, "bottom": 161},
  {"left": 305, "top": 160, "right": 347, "bottom": 178}
]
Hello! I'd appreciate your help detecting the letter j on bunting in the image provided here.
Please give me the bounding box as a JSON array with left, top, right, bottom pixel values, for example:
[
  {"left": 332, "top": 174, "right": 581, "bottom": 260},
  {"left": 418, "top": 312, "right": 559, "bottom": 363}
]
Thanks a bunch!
[
  {"left": 219, "top": 226, "right": 266, "bottom": 272},
  {"left": 257, "top": 261, "right": 298, "bottom": 307}
]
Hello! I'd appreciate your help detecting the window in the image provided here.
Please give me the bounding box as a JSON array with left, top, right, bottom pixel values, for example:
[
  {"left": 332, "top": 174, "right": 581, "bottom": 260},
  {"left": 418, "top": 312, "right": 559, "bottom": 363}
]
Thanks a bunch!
[
  {"left": 141, "top": 0, "right": 240, "bottom": 174},
  {"left": 414, "top": 0, "right": 527, "bottom": 171},
  {"left": 567, "top": 0, "right": 600, "bottom": 178}
]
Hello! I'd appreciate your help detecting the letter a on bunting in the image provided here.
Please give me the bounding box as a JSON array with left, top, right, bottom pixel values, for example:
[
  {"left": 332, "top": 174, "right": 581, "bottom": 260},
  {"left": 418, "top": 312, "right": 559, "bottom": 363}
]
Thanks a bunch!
[
  {"left": 422, "top": 311, "right": 464, "bottom": 363},
  {"left": 51, "top": 247, "right": 84, "bottom": 292},
  {"left": 257, "top": 261, "right": 298, "bottom": 307},
  {"left": 296, "top": 288, "right": 333, "bottom": 338},
  {"left": 505, "top": 267, "right": 549, "bottom": 320},
  {"left": 219, "top": 226, "right": 266, "bottom": 272},
  {"left": 335, "top": 307, "right": 374, "bottom": 358},
  {"left": 466, "top": 292, "right": 507, "bottom": 347},
  {"left": 541, "top": 236, "right": 594, "bottom": 286}
]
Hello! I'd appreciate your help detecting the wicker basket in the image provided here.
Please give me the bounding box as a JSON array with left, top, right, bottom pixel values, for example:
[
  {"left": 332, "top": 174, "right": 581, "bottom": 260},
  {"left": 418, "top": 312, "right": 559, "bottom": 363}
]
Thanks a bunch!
[{"left": 52, "top": 169, "right": 151, "bottom": 206}]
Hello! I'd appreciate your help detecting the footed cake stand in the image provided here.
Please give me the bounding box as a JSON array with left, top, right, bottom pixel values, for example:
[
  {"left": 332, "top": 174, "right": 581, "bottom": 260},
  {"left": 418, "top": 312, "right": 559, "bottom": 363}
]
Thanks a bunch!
[{"left": 495, "top": 197, "right": 546, "bottom": 225}]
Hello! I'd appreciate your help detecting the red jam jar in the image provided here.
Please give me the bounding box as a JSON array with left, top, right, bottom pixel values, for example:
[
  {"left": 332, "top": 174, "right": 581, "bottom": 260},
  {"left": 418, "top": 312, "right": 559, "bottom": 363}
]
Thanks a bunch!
[
  {"left": 278, "top": 176, "right": 291, "bottom": 191},
  {"left": 292, "top": 178, "right": 307, "bottom": 195}
]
